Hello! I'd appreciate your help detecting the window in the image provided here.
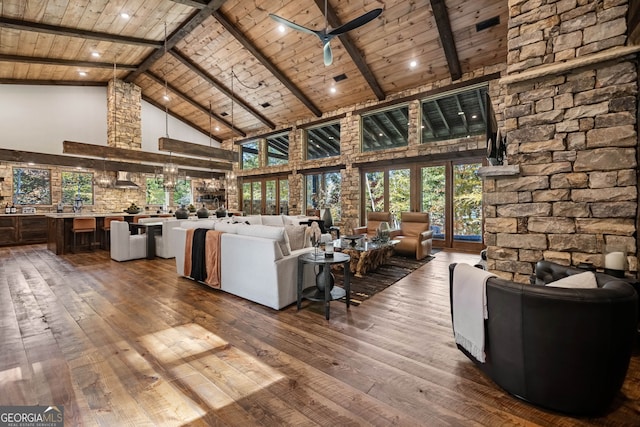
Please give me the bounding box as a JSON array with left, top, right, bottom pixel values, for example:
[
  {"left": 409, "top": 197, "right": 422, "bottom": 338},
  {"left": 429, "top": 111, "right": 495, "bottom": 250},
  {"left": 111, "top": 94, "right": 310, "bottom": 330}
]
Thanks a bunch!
[
  {"left": 421, "top": 85, "right": 488, "bottom": 143},
  {"left": 279, "top": 178, "right": 289, "bottom": 215},
  {"left": 305, "top": 172, "right": 341, "bottom": 222},
  {"left": 61, "top": 171, "right": 94, "bottom": 205},
  {"left": 453, "top": 163, "right": 482, "bottom": 242},
  {"left": 361, "top": 105, "right": 409, "bottom": 152},
  {"left": 12, "top": 167, "right": 51, "bottom": 205},
  {"left": 266, "top": 133, "right": 289, "bottom": 166},
  {"left": 146, "top": 177, "right": 165, "bottom": 205},
  {"left": 363, "top": 169, "right": 408, "bottom": 225},
  {"left": 241, "top": 141, "right": 259, "bottom": 170},
  {"left": 174, "top": 179, "right": 192, "bottom": 207},
  {"left": 363, "top": 171, "right": 384, "bottom": 212},
  {"left": 306, "top": 122, "right": 340, "bottom": 159}
]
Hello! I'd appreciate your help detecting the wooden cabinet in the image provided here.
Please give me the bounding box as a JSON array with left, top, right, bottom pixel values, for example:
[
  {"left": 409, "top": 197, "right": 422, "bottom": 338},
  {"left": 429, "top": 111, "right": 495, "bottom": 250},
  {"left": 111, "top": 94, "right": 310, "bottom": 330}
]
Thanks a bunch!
[
  {"left": 0, "top": 216, "right": 18, "bottom": 245},
  {"left": 0, "top": 215, "right": 48, "bottom": 246},
  {"left": 19, "top": 216, "right": 48, "bottom": 244}
]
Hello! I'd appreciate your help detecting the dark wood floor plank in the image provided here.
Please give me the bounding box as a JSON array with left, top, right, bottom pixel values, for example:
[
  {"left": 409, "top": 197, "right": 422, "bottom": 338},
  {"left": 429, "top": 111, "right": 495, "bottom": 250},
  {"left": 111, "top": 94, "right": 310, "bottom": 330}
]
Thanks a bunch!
[{"left": 1, "top": 244, "right": 638, "bottom": 426}]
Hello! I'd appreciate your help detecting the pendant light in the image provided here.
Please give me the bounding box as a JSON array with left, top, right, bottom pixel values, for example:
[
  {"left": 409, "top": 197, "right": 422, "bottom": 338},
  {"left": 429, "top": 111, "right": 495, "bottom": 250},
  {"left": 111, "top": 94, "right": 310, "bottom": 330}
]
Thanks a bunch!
[{"left": 161, "top": 22, "right": 178, "bottom": 191}]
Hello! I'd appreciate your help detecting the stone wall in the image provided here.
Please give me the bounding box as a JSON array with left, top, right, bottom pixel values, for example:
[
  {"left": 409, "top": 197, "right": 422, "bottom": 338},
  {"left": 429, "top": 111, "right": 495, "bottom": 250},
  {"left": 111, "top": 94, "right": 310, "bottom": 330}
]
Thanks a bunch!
[{"left": 484, "top": 0, "right": 638, "bottom": 280}]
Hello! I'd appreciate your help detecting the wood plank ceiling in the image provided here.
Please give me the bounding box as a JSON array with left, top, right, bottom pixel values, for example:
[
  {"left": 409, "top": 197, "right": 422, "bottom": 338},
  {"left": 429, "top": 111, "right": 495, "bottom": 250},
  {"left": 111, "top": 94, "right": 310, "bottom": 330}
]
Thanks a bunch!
[{"left": 0, "top": 0, "right": 508, "bottom": 144}]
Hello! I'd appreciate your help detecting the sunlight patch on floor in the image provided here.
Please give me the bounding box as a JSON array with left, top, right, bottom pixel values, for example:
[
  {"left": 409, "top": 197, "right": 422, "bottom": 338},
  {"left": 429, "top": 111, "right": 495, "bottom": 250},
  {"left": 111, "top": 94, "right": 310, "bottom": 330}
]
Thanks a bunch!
[{"left": 139, "top": 323, "right": 285, "bottom": 411}]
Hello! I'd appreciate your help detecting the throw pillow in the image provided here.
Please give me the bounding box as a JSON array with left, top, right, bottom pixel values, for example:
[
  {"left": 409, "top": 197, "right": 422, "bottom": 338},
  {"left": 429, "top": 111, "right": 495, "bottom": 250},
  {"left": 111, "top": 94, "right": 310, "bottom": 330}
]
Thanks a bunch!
[
  {"left": 284, "top": 225, "right": 307, "bottom": 251},
  {"left": 261, "top": 215, "right": 285, "bottom": 227},
  {"left": 214, "top": 222, "right": 239, "bottom": 234},
  {"left": 236, "top": 224, "right": 290, "bottom": 256},
  {"left": 546, "top": 271, "right": 598, "bottom": 289}
]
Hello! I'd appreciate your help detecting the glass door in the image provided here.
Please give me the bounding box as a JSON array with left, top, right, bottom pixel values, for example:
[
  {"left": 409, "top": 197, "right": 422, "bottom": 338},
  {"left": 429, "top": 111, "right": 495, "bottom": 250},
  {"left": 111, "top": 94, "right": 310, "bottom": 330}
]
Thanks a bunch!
[
  {"left": 241, "top": 176, "right": 289, "bottom": 215},
  {"left": 388, "top": 168, "right": 410, "bottom": 226},
  {"left": 453, "top": 162, "right": 483, "bottom": 248},
  {"left": 421, "top": 165, "right": 446, "bottom": 243},
  {"left": 265, "top": 180, "right": 276, "bottom": 215}
]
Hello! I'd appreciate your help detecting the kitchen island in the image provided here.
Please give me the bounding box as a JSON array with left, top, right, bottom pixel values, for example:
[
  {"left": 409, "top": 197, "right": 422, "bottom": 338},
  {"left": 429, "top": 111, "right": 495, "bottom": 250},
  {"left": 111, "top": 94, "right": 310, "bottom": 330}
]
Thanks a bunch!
[{"left": 45, "top": 212, "right": 175, "bottom": 255}]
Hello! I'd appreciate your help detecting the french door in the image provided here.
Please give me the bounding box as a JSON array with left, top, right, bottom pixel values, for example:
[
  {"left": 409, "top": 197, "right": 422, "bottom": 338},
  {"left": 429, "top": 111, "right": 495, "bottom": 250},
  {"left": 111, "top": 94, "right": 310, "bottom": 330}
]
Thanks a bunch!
[
  {"left": 362, "top": 159, "right": 484, "bottom": 251},
  {"left": 242, "top": 176, "right": 289, "bottom": 215},
  {"left": 420, "top": 161, "right": 483, "bottom": 250}
]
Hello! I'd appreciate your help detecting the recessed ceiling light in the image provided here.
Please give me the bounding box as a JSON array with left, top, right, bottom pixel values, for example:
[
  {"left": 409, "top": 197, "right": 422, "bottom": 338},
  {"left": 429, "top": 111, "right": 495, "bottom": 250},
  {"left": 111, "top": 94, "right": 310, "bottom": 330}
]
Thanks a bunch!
[
  {"left": 458, "top": 111, "right": 465, "bottom": 115},
  {"left": 91, "top": 52, "right": 100, "bottom": 58},
  {"left": 162, "top": 94, "right": 170, "bottom": 101},
  {"left": 409, "top": 60, "right": 417, "bottom": 68},
  {"left": 330, "top": 87, "right": 337, "bottom": 94},
  {"left": 471, "top": 114, "right": 477, "bottom": 119},
  {"left": 278, "top": 24, "right": 285, "bottom": 33},
  {"left": 379, "top": 133, "right": 383, "bottom": 136},
  {"left": 215, "top": 126, "right": 220, "bottom": 131},
  {"left": 120, "top": 12, "right": 130, "bottom": 19},
  {"left": 78, "top": 71, "right": 87, "bottom": 77}
]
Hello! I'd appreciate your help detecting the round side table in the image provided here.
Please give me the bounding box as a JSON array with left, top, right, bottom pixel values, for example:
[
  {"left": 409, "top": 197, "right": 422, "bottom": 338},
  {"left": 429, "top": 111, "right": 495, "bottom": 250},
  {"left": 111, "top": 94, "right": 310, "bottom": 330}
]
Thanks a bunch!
[{"left": 297, "top": 251, "right": 350, "bottom": 320}]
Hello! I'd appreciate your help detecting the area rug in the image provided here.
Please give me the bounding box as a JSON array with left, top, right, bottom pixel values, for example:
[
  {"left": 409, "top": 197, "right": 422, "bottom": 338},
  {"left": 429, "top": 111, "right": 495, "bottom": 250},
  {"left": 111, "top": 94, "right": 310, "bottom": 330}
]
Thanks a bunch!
[{"left": 333, "top": 250, "right": 439, "bottom": 306}]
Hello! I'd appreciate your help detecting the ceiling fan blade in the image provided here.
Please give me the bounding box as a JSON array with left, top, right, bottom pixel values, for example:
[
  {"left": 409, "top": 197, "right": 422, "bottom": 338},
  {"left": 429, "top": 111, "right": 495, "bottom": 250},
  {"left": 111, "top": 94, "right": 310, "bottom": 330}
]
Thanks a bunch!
[
  {"left": 328, "top": 8, "right": 382, "bottom": 36},
  {"left": 269, "top": 13, "right": 320, "bottom": 37},
  {"left": 323, "top": 41, "right": 333, "bottom": 66}
]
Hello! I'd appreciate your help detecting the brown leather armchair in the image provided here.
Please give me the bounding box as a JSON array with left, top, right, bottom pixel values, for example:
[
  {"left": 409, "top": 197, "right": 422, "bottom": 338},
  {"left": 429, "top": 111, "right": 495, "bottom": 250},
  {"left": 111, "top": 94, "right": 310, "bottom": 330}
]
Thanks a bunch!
[
  {"left": 352, "top": 211, "right": 394, "bottom": 238},
  {"left": 394, "top": 212, "right": 433, "bottom": 260}
]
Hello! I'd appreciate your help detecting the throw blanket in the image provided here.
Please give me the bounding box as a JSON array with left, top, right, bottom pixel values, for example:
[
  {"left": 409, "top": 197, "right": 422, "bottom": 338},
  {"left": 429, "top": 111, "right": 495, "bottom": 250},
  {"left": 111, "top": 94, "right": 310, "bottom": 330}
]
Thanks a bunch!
[
  {"left": 204, "top": 230, "right": 223, "bottom": 289},
  {"left": 452, "top": 263, "right": 496, "bottom": 363},
  {"left": 183, "top": 229, "right": 224, "bottom": 289}
]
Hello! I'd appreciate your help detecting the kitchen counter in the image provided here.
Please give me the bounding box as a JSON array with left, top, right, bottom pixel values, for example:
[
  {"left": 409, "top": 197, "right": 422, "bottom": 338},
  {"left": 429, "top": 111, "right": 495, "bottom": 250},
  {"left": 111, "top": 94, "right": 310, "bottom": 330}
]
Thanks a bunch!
[{"left": 45, "top": 212, "right": 177, "bottom": 255}]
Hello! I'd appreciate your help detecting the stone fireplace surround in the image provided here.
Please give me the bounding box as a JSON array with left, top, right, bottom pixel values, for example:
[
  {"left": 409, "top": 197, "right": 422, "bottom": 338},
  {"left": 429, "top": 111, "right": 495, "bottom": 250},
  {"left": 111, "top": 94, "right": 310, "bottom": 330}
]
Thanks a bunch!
[{"left": 482, "top": 0, "right": 639, "bottom": 281}]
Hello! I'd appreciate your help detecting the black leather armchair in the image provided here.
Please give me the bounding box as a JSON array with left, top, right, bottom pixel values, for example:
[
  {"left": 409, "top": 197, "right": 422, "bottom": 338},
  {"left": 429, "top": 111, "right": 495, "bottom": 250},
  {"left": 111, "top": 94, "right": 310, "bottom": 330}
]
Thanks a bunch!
[{"left": 449, "top": 261, "right": 638, "bottom": 415}]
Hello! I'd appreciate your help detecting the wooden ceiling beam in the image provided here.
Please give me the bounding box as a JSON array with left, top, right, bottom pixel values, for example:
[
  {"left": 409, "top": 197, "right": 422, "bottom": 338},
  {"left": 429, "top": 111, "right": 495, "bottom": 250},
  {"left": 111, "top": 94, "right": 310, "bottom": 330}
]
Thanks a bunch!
[
  {"left": 311, "top": 0, "right": 385, "bottom": 101},
  {"left": 0, "top": 148, "right": 221, "bottom": 178},
  {"left": 158, "top": 137, "right": 238, "bottom": 162},
  {"left": 0, "top": 16, "right": 162, "bottom": 48},
  {"left": 144, "top": 70, "right": 245, "bottom": 137},
  {"left": 63, "top": 141, "right": 232, "bottom": 171},
  {"left": 430, "top": 0, "right": 462, "bottom": 81},
  {"left": 213, "top": 10, "right": 323, "bottom": 117},
  {"left": 125, "top": 0, "right": 227, "bottom": 82},
  {"left": 170, "top": 49, "right": 276, "bottom": 130},
  {"left": 0, "top": 54, "right": 137, "bottom": 71},
  {"left": 169, "top": 0, "right": 209, "bottom": 8}
]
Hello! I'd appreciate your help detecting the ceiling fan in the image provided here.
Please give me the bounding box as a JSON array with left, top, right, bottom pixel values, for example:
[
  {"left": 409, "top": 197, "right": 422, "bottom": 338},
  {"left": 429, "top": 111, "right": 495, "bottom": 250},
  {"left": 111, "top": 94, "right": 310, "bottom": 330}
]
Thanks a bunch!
[{"left": 269, "top": 1, "right": 382, "bottom": 66}]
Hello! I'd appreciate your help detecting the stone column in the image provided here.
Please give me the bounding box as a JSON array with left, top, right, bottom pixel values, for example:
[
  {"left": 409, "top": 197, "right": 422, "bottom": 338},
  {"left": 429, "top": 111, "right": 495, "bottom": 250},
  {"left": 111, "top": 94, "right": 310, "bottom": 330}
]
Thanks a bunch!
[
  {"left": 485, "top": 0, "right": 638, "bottom": 281},
  {"left": 107, "top": 79, "right": 142, "bottom": 150}
]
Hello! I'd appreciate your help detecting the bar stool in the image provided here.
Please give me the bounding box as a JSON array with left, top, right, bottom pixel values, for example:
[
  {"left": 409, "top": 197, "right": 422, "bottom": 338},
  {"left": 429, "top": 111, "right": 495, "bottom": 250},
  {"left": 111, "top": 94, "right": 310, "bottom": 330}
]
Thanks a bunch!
[
  {"left": 102, "top": 216, "right": 124, "bottom": 249},
  {"left": 72, "top": 217, "right": 97, "bottom": 253}
]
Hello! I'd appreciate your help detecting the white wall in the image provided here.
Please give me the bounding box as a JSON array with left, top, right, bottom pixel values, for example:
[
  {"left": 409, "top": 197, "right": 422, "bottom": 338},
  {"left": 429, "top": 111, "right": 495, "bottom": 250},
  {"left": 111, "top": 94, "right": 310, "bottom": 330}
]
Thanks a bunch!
[
  {"left": 0, "top": 85, "right": 214, "bottom": 155},
  {"left": 0, "top": 85, "right": 107, "bottom": 154},
  {"left": 141, "top": 99, "right": 218, "bottom": 153}
]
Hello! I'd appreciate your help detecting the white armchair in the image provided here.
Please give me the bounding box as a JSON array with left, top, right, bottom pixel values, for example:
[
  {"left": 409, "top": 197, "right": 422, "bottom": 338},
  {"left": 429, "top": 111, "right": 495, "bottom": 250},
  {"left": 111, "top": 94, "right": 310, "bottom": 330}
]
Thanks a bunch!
[{"left": 110, "top": 221, "right": 147, "bottom": 261}]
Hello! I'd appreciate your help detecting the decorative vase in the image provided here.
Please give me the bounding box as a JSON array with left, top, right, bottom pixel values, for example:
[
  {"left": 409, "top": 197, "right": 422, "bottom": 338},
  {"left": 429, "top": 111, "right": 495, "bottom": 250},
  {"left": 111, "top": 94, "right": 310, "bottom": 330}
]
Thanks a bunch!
[
  {"left": 315, "top": 266, "right": 335, "bottom": 292},
  {"left": 197, "top": 204, "right": 209, "bottom": 218},
  {"left": 321, "top": 207, "right": 333, "bottom": 228},
  {"left": 175, "top": 205, "right": 189, "bottom": 219}
]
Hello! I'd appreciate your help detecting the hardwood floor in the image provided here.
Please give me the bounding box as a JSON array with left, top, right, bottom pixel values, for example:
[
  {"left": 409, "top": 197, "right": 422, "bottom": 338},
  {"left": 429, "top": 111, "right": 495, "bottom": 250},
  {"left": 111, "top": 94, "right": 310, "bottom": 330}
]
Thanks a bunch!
[{"left": 1, "top": 245, "right": 638, "bottom": 426}]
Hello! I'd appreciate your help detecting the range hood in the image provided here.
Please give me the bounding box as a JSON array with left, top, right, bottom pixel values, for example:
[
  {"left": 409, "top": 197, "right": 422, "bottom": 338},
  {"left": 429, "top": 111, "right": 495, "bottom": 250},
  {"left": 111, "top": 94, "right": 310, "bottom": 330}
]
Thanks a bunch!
[{"left": 114, "top": 171, "right": 139, "bottom": 189}]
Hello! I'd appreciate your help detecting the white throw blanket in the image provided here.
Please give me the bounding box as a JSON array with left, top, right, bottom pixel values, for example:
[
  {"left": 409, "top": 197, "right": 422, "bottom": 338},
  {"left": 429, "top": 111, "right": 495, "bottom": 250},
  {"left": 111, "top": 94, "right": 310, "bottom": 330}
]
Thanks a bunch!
[{"left": 452, "top": 263, "right": 496, "bottom": 363}]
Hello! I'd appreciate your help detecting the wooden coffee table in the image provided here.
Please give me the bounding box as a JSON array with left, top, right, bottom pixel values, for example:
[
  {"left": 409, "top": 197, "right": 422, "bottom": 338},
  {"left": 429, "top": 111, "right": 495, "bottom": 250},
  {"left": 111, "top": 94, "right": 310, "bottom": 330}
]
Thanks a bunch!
[{"left": 337, "top": 238, "right": 399, "bottom": 278}]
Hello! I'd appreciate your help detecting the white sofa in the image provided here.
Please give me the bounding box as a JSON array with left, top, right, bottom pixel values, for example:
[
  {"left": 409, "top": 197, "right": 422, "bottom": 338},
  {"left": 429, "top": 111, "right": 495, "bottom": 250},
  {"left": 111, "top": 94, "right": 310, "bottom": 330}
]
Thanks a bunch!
[
  {"left": 174, "top": 222, "right": 318, "bottom": 310},
  {"left": 110, "top": 220, "right": 147, "bottom": 261}
]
